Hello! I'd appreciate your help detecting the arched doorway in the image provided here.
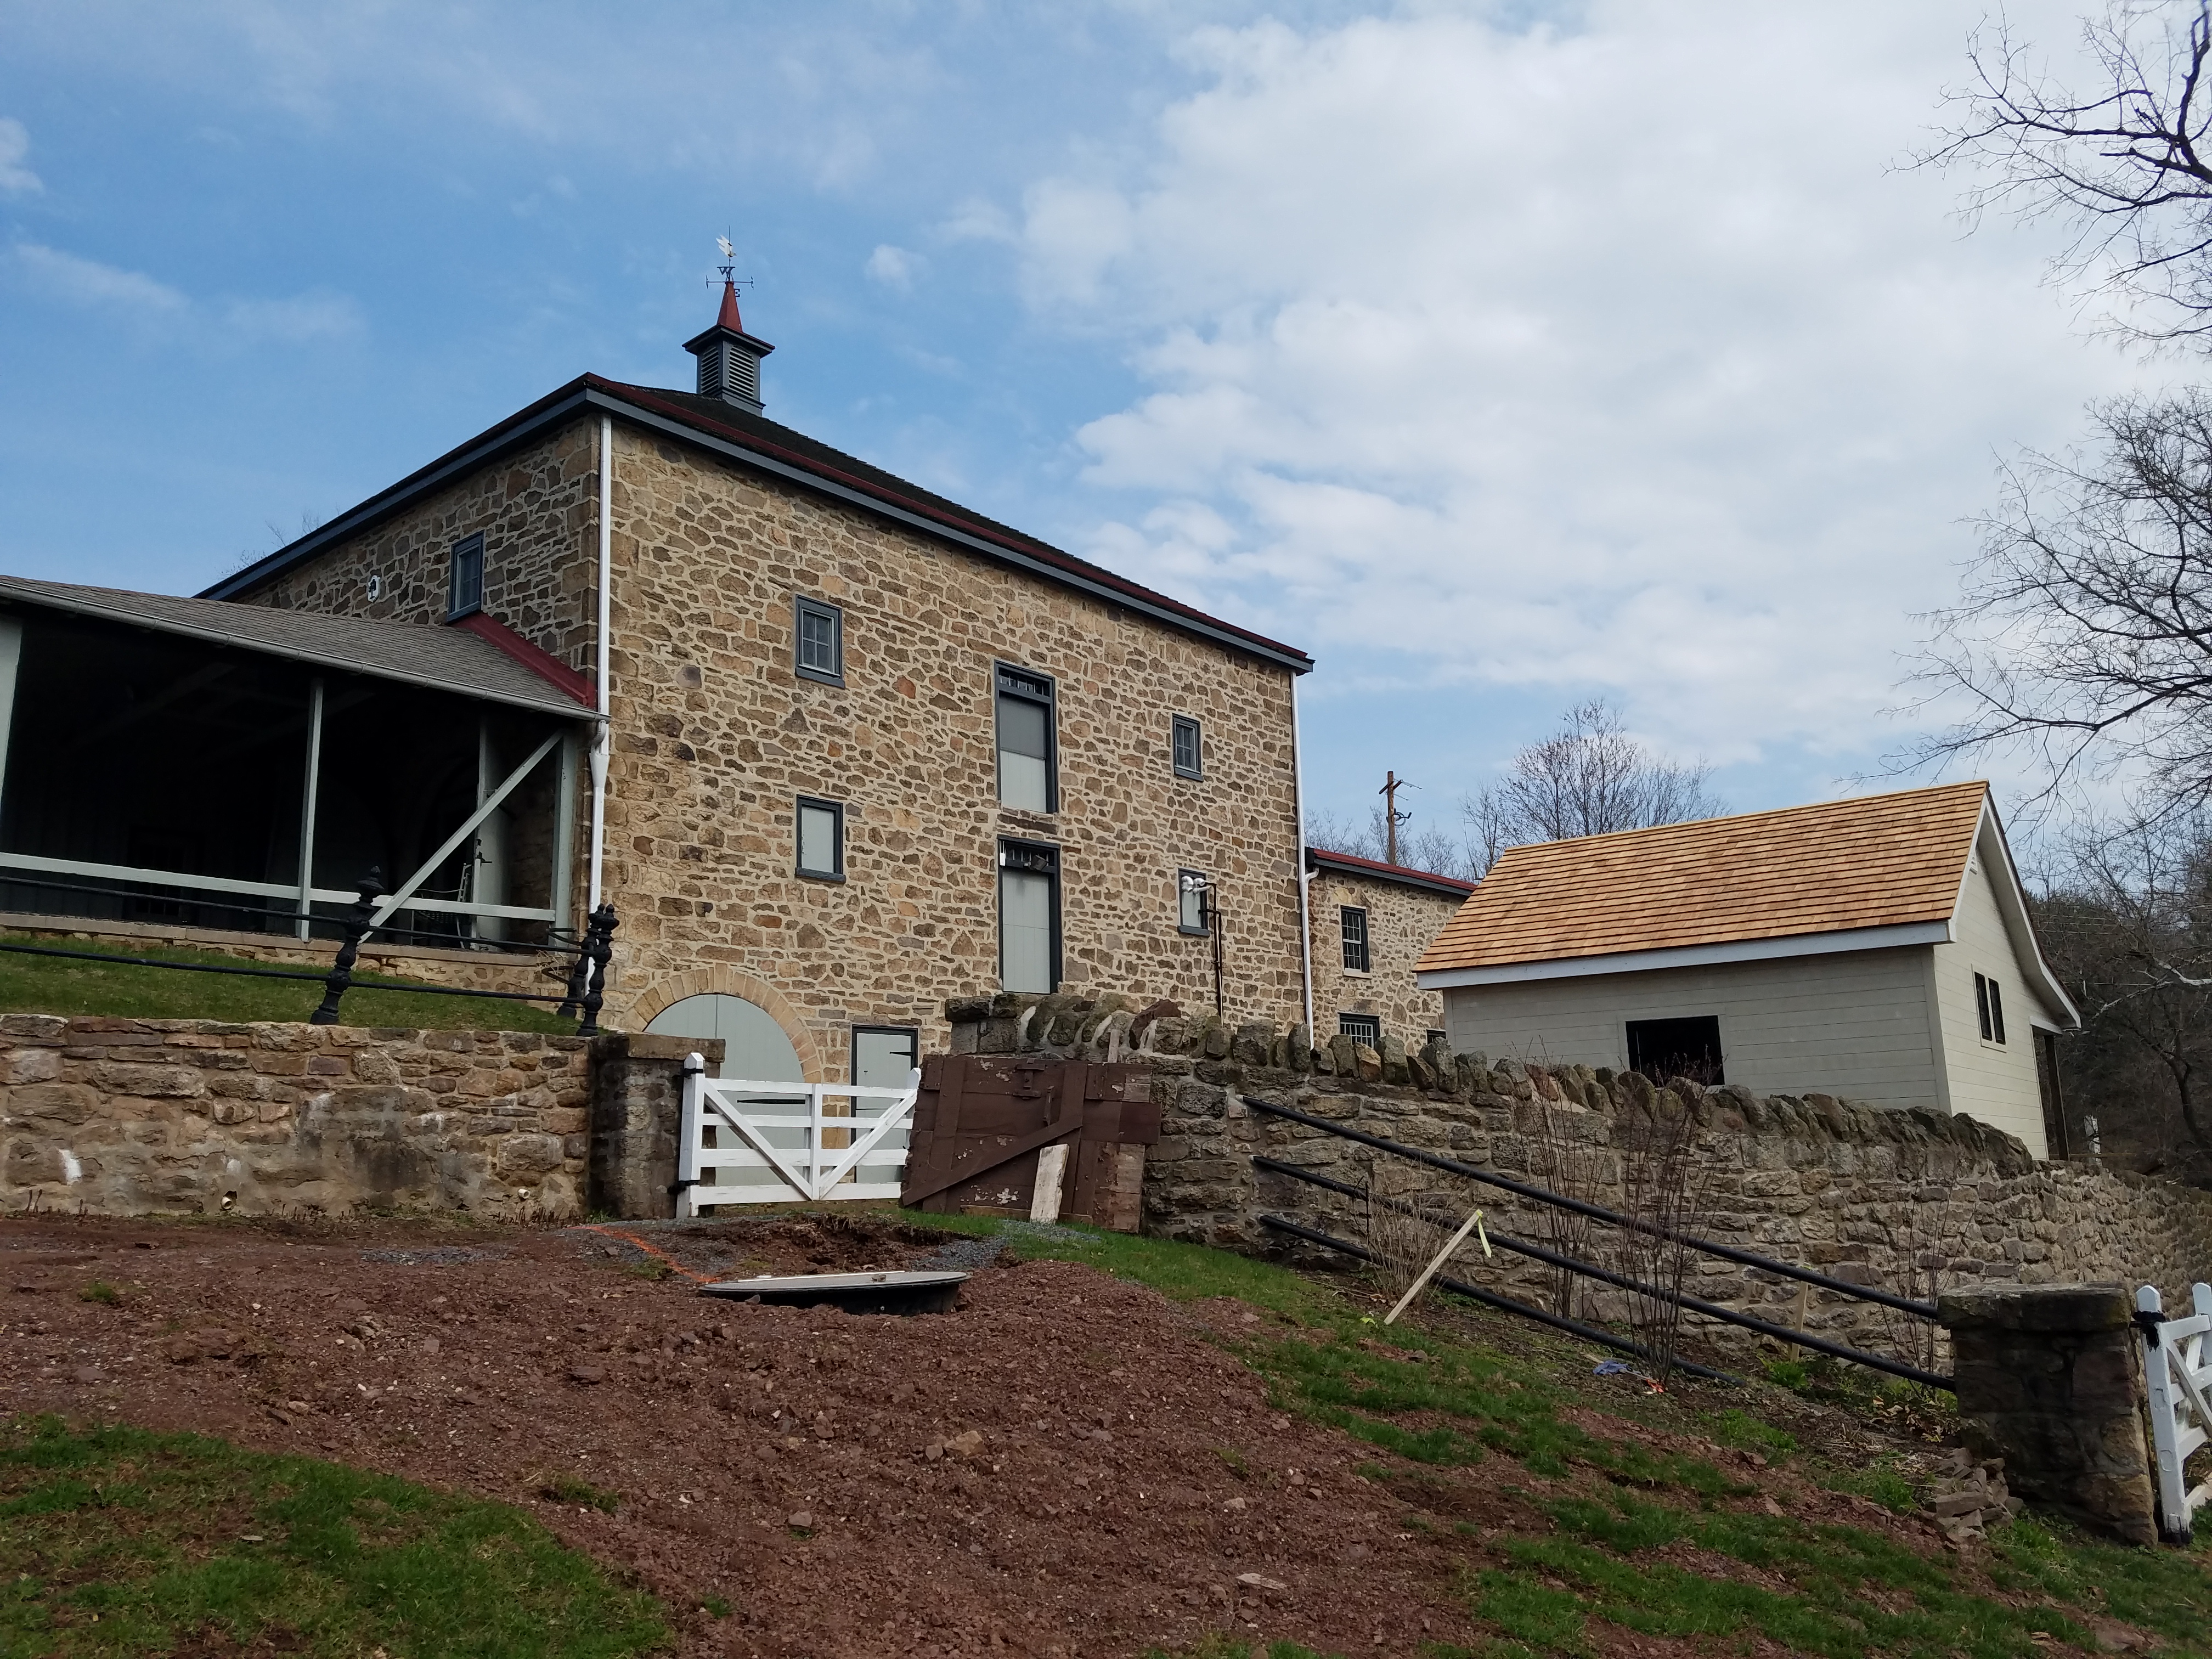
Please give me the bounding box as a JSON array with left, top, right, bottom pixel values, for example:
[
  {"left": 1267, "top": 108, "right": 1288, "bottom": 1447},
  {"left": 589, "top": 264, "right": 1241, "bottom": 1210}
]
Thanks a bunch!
[{"left": 645, "top": 992, "right": 805, "bottom": 1082}]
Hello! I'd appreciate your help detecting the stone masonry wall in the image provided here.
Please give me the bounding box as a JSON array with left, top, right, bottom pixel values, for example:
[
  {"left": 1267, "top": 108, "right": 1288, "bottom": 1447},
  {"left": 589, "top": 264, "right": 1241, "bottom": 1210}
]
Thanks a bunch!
[
  {"left": 249, "top": 424, "right": 600, "bottom": 678},
  {"left": 230, "top": 413, "right": 1311, "bottom": 1079},
  {"left": 952, "top": 993, "right": 2212, "bottom": 1365},
  {"left": 0, "top": 1016, "right": 592, "bottom": 1217},
  {"left": 1307, "top": 867, "right": 1462, "bottom": 1046}
]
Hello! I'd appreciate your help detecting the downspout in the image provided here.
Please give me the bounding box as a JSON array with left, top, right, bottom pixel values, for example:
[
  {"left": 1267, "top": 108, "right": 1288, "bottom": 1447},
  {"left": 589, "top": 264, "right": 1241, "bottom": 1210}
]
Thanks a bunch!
[
  {"left": 588, "top": 416, "right": 613, "bottom": 911},
  {"left": 1291, "top": 674, "right": 1316, "bottom": 1045}
]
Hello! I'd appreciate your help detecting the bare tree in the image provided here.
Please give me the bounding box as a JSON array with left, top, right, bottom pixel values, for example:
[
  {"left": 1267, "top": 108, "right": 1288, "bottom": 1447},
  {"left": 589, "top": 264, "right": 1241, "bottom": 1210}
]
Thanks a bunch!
[
  {"left": 2036, "top": 814, "right": 2212, "bottom": 1177},
  {"left": 1461, "top": 701, "right": 1723, "bottom": 875},
  {"left": 1907, "top": 393, "right": 2212, "bottom": 823},
  {"left": 1925, "top": 1, "right": 2212, "bottom": 348},
  {"left": 1305, "top": 802, "right": 1471, "bottom": 879}
]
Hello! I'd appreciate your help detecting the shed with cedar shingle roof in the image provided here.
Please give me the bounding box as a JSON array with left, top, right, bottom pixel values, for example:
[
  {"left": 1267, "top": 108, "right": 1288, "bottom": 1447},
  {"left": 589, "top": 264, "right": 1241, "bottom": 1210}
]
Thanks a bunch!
[{"left": 1415, "top": 782, "right": 2078, "bottom": 1159}]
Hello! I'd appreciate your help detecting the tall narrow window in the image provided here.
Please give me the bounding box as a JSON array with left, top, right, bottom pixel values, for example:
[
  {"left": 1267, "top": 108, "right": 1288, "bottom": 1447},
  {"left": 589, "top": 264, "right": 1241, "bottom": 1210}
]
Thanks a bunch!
[
  {"left": 1178, "top": 868, "right": 1211, "bottom": 934},
  {"left": 996, "top": 663, "right": 1056, "bottom": 812},
  {"left": 447, "top": 533, "right": 485, "bottom": 620},
  {"left": 795, "top": 597, "right": 843, "bottom": 685},
  {"left": 998, "top": 839, "right": 1060, "bottom": 992},
  {"left": 1976, "top": 972, "right": 2007, "bottom": 1044},
  {"left": 796, "top": 797, "right": 844, "bottom": 879},
  {"left": 1340, "top": 905, "right": 1370, "bottom": 973},
  {"left": 1171, "top": 715, "right": 1203, "bottom": 780},
  {"left": 1338, "top": 1013, "right": 1381, "bottom": 1047}
]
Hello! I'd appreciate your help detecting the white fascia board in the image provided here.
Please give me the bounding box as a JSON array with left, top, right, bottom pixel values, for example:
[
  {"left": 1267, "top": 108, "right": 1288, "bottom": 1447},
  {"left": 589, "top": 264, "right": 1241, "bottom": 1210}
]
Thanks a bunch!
[
  {"left": 1416, "top": 921, "right": 1953, "bottom": 990},
  {"left": 1968, "top": 802, "right": 2083, "bottom": 1029}
]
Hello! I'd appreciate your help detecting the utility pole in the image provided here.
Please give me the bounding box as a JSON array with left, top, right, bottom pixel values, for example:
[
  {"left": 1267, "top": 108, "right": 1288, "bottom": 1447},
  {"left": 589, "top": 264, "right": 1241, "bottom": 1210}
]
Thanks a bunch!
[{"left": 1379, "top": 771, "right": 1413, "bottom": 865}]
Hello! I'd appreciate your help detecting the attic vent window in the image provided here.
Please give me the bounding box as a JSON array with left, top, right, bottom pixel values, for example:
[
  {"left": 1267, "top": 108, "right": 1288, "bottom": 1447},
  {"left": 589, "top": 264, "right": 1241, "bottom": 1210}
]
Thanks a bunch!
[
  {"left": 1976, "top": 972, "right": 2007, "bottom": 1045},
  {"left": 447, "top": 533, "right": 484, "bottom": 621}
]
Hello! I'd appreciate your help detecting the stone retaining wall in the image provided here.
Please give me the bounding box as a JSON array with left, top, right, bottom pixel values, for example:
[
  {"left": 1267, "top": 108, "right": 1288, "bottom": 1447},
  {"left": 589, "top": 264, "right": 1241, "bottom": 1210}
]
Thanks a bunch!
[
  {"left": 0, "top": 1015, "right": 596, "bottom": 1218},
  {"left": 950, "top": 993, "right": 2212, "bottom": 1364}
]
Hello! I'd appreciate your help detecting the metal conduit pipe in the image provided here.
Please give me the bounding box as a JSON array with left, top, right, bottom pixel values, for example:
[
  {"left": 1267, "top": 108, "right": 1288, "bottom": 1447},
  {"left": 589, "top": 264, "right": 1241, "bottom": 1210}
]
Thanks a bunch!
[
  {"left": 1256, "top": 1212, "right": 1740, "bottom": 1385},
  {"left": 1253, "top": 1156, "right": 1954, "bottom": 1392},
  {"left": 1244, "top": 1094, "right": 1941, "bottom": 1320}
]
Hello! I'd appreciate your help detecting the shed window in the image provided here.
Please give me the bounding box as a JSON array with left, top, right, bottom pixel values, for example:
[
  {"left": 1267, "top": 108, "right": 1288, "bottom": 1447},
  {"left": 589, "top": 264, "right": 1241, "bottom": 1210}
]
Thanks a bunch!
[
  {"left": 1338, "top": 1013, "right": 1381, "bottom": 1047},
  {"left": 996, "top": 664, "right": 1056, "bottom": 812},
  {"left": 1340, "top": 905, "right": 1370, "bottom": 973},
  {"left": 795, "top": 597, "right": 843, "bottom": 684},
  {"left": 447, "top": 533, "right": 485, "bottom": 620},
  {"left": 1172, "top": 715, "right": 1203, "bottom": 780},
  {"left": 1975, "top": 972, "right": 2007, "bottom": 1044},
  {"left": 1626, "top": 1015, "right": 1724, "bottom": 1085},
  {"left": 796, "top": 797, "right": 844, "bottom": 879},
  {"left": 999, "top": 839, "right": 1060, "bottom": 992}
]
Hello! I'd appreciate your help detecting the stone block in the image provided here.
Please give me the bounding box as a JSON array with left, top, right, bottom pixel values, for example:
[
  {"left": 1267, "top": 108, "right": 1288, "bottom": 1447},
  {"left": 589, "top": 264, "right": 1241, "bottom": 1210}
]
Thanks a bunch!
[
  {"left": 0, "top": 1048, "right": 60, "bottom": 1084},
  {"left": 6, "top": 1081, "right": 100, "bottom": 1124},
  {"left": 495, "top": 1133, "right": 565, "bottom": 1176}
]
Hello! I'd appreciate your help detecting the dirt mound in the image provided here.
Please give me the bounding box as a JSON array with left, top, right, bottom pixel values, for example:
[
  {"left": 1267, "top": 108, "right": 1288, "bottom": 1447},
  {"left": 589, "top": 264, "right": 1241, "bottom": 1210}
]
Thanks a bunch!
[{"left": 0, "top": 1215, "right": 1465, "bottom": 1657}]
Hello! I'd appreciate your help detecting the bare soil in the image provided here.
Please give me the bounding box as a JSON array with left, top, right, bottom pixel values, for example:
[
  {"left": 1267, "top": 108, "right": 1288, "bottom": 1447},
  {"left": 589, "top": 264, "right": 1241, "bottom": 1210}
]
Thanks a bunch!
[{"left": 1, "top": 1213, "right": 1469, "bottom": 1658}]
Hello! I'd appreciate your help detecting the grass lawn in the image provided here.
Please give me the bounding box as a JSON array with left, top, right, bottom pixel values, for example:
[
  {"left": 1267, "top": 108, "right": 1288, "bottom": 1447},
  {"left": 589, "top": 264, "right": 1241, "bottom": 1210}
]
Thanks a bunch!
[
  {"left": 901, "top": 1211, "right": 2212, "bottom": 1659},
  {"left": 0, "top": 1415, "right": 664, "bottom": 1658},
  {"left": 0, "top": 934, "right": 579, "bottom": 1032}
]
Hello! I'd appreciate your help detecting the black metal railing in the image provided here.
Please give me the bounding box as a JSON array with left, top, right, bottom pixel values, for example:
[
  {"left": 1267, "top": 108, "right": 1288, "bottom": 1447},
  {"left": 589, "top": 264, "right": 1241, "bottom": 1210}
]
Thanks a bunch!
[
  {"left": 0, "top": 867, "right": 619, "bottom": 1035},
  {"left": 1246, "top": 1094, "right": 1953, "bottom": 1391}
]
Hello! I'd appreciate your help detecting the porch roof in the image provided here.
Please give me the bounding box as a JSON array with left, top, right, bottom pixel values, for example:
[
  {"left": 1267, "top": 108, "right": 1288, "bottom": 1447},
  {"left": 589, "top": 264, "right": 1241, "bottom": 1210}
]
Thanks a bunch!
[{"left": 0, "top": 574, "right": 596, "bottom": 719}]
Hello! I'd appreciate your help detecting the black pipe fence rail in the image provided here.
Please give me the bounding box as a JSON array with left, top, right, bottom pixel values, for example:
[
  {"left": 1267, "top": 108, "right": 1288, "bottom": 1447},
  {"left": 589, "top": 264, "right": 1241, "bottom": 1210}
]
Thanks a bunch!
[
  {"left": 1246, "top": 1094, "right": 1940, "bottom": 1320},
  {"left": 1254, "top": 1154, "right": 1952, "bottom": 1391},
  {"left": 0, "top": 868, "right": 618, "bottom": 1035},
  {"left": 1257, "top": 1212, "right": 1741, "bottom": 1384}
]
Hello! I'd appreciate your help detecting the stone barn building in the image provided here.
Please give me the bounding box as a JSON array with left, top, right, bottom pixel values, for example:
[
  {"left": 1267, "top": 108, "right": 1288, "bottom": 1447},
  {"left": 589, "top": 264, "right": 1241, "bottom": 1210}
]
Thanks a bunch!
[{"left": 182, "top": 280, "right": 1317, "bottom": 1088}]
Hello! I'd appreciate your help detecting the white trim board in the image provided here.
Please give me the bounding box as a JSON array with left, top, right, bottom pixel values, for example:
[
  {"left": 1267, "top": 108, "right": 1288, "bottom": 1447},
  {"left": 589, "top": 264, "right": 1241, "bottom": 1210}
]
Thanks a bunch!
[{"left": 1415, "top": 921, "right": 1953, "bottom": 990}]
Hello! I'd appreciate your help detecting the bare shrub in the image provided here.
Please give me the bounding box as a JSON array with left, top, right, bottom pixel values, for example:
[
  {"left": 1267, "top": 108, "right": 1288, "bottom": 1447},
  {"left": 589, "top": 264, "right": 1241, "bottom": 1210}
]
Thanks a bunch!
[
  {"left": 1868, "top": 1192, "right": 1953, "bottom": 1376},
  {"left": 1523, "top": 1091, "right": 1605, "bottom": 1323},
  {"left": 1357, "top": 1154, "right": 1447, "bottom": 1303},
  {"left": 1607, "top": 1090, "right": 1712, "bottom": 1389}
]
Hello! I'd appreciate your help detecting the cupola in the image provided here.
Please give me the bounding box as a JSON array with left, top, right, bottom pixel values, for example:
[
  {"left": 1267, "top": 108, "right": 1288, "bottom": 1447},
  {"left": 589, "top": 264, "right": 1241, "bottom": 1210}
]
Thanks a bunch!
[{"left": 684, "top": 275, "right": 775, "bottom": 414}]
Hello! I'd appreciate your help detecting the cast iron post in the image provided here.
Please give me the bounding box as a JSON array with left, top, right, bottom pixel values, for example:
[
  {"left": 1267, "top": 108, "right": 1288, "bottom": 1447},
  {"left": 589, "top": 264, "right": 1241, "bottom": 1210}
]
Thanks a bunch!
[
  {"left": 310, "top": 868, "right": 384, "bottom": 1027},
  {"left": 577, "top": 904, "right": 619, "bottom": 1036}
]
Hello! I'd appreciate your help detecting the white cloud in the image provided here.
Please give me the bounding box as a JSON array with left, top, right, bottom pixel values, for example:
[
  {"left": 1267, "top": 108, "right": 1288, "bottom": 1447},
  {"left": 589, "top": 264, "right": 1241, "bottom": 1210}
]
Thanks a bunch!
[
  {"left": 12, "top": 243, "right": 360, "bottom": 344},
  {"left": 995, "top": 2, "right": 2154, "bottom": 774},
  {"left": 0, "top": 118, "right": 39, "bottom": 194},
  {"left": 14, "top": 243, "right": 186, "bottom": 312},
  {"left": 866, "top": 243, "right": 923, "bottom": 290}
]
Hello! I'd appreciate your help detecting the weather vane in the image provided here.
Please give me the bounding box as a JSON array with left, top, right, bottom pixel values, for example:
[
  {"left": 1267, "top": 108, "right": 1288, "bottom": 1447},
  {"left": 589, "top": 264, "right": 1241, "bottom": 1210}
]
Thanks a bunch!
[{"left": 711, "top": 234, "right": 755, "bottom": 294}]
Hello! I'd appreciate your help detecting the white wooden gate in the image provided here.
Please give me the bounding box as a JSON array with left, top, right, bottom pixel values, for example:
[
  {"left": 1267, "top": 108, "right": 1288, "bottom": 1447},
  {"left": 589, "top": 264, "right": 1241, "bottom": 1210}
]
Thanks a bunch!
[
  {"left": 674, "top": 1052, "right": 921, "bottom": 1213},
  {"left": 2137, "top": 1282, "right": 2212, "bottom": 1543}
]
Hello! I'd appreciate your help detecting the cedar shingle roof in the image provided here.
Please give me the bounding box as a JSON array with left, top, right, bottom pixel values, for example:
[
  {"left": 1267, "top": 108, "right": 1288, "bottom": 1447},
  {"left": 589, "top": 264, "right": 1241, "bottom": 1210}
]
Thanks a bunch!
[{"left": 1417, "top": 781, "right": 1990, "bottom": 973}]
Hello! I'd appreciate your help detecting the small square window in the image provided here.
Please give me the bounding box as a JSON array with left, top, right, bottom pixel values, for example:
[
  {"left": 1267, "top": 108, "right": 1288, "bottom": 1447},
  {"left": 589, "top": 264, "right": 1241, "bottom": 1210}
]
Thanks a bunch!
[
  {"left": 1975, "top": 972, "right": 2007, "bottom": 1044},
  {"left": 1338, "top": 1013, "right": 1381, "bottom": 1048},
  {"left": 1177, "top": 868, "right": 1212, "bottom": 934},
  {"left": 1340, "top": 906, "right": 1370, "bottom": 973},
  {"left": 795, "top": 597, "right": 843, "bottom": 685},
  {"left": 447, "top": 533, "right": 484, "bottom": 620},
  {"left": 797, "top": 797, "right": 844, "bottom": 879},
  {"left": 1171, "top": 715, "right": 1203, "bottom": 780}
]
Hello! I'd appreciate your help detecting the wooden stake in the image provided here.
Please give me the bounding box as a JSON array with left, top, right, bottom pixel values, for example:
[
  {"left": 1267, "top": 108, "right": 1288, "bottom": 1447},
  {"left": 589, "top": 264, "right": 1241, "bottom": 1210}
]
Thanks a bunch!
[
  {"left": 1384, "top": 1204, "right": 1489, "bottom": 1326},
  {"left": 1030, "top": 1143, "right": 1069, "bottom": 1224}
]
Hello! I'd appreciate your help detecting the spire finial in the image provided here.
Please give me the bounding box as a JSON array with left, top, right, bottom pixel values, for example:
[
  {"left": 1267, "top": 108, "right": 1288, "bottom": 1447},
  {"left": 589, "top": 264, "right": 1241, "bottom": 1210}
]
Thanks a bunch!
[{"left": 714, "top": 235, "right": 748, "bottom": 331}]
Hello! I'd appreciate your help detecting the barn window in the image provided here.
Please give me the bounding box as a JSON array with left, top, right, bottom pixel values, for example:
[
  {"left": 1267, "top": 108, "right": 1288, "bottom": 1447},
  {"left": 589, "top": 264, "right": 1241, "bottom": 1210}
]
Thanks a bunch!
[
  {"left": 447, "top": 533, "right": 485, "bottom": 620},
  {"left": 995, "top": 664, "right": 1056, "bottom": 812},
  {"left": 998, "top": 839, "right": 1060, "bottom": 992},
  {"left": 795, "top": 597, "right": 843, "bottom": 684},
  {"left": 1338, "top": 1013, "right": 1381, "bottom": 1047},
  {"left": 795, "top": 797, "right": 844, "bottom": 879},
  {"left": 1626, "top": 1015, "right": 1724, "bottom": 1085},
  {"left": 1178, "top": 868, "right": 1211, "bottom": 934},
  {"left": 1171, "top": 715, "right": 1203, "bottom": 779},
  {"left": 1976, "top": 972, "right": 2007, "bottom": 1044},
  {"left": 1340, "top": 906, "right": 1370, "bottom": 973}
]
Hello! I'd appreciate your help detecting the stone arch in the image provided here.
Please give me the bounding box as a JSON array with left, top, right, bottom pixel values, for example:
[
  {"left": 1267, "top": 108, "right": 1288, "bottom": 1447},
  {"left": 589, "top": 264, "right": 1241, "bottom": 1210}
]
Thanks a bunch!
[{"left": 622, "top": 968, "right": 827, "bottom": 1083}]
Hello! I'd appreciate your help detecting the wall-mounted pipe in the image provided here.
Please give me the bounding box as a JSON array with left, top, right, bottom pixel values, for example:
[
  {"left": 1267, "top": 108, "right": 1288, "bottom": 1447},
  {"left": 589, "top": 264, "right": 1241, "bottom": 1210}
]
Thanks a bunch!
[
  {"left": 588, "top": 416, "right": 613, "bottom": 911},
  {"left": 1290, "top": 675, "right": 1316, "bottom": 1043}
]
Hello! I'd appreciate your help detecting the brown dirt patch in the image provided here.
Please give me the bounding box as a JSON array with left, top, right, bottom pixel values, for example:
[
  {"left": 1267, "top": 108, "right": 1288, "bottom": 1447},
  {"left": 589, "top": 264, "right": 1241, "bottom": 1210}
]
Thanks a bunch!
[{"left": 0, "top": 1215, "right": 1471, "bottom": 1658}]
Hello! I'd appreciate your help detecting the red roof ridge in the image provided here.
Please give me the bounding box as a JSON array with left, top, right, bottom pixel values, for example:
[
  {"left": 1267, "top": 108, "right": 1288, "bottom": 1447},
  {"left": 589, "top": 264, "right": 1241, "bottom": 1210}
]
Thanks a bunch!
[
  {"left": 1307, "top": 845, "right": 1477, "bottom": 894},
  {"left": 450, "top": 611, "right": 596, "bottom": 708}
]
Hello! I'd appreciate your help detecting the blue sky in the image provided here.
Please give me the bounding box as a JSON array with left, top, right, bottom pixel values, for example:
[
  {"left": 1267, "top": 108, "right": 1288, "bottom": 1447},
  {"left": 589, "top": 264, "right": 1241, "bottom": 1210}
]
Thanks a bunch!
[{"left": 0, "top": 1, "right": 2162, "bottom": 856}]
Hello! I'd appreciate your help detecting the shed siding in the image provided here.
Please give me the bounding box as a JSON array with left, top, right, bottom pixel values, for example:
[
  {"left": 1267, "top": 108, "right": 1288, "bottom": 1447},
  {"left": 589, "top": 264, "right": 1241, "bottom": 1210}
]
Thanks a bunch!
[
  {"left": 1441, "top": 946, "right": 1940, "bottom": 1107},
  {"left": 1932, "top": 849, "right": 2063, "bottom": 1158}
]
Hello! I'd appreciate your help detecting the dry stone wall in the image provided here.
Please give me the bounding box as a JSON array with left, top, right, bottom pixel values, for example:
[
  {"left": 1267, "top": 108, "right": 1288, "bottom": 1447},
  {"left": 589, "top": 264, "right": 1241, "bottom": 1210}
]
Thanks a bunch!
[
  {"left": 0, "top": 1015, "right": 593, "bottom": 1217},
  {"left": 951, "top": 992, "right": 2212, "bottom": 1364}
]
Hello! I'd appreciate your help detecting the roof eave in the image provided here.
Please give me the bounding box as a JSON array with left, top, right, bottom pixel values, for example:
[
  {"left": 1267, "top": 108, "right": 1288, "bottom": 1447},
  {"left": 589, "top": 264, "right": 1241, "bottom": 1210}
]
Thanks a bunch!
[{"left": 1416, "top": 920, "right": 1954, "bottom": 989}]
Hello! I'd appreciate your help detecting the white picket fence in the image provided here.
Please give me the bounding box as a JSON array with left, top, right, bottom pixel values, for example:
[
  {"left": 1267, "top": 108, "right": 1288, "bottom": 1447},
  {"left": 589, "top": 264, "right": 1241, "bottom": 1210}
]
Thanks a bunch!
[
  {"left": 2137, "top": 1282, "right": 2212, "bottom": 1543},
  {"left": 674, "top": 1053, "right": 921, "bottom": 1213}
]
